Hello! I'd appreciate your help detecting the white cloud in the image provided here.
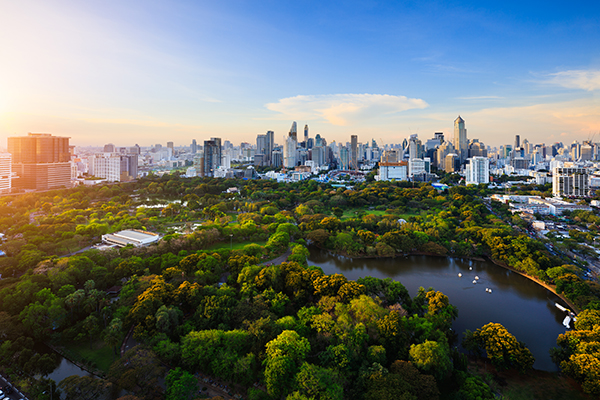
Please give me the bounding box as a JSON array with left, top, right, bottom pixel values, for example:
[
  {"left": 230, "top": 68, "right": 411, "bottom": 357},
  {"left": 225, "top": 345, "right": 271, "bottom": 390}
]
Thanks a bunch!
[
  {"left": 547, "top": 69, "right": 600, "bottom": 91},
  {"left": 265, "top": 94, "right": 428, "bottom": 126}
]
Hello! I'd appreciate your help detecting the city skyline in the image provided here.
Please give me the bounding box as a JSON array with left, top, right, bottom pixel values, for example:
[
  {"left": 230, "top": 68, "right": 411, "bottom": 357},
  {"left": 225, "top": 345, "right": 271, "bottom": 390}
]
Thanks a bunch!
[{"left": 1, "top": 1, "right": 599, "bottom": 147}]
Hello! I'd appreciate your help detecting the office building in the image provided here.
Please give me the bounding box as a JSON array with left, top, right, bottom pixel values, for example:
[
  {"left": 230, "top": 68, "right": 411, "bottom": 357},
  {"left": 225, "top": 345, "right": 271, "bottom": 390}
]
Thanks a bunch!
[
  {"left": 453, "top": 116, "right": 468, "bottom": 163},
  {"left": 304, "top": 125, "right": 309, "bottom": 147},
  {"left": 191, "top": 139, "right": 198, "bottom": 154},
  {"left": 203, "top": 138, "right": 221, "bottom": 177},
  {"left": 284, "top": 123, "right": 298, "bottom": 168},
  {"left": 120, "top": 154, "right": 138, "bottom": 181},
  {"left": 265, "top": 130, "right": 274, "bottom": 165},
  {"left": 377, "top": 161, "right": 408, "bottom": 181},
  {"left": 444, "top": 153, "right": 459, "bottom": 173},
  {"left": 8, "top": 133, "right": 71, "bottom": 190},
  {"left": 350, "top": 135, "right": 358, "bottom": 170},
  {"left": 0, "top": 153, "right": 11, "bottom": 193},
  {"left": 553, "top": 167, "right": 589, "bottom": 197}
]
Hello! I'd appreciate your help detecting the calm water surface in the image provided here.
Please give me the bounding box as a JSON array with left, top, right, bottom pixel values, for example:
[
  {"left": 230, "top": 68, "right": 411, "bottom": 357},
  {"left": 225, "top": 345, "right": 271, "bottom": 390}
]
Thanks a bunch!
[{"left": 307, "top": 248, "right": 569, "bottom": 371}]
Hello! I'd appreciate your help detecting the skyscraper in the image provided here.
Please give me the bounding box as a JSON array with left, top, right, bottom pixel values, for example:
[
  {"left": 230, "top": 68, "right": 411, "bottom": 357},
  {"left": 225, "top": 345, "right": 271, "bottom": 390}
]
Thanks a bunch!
[
  {"left": 304, "top": 125, "right": 309, "bottom": 146},
  {"left": 191, "top": 139, "right": 198, "bottom": 154},
  {"left": 284, "top": 122, "right": 298, "bottom": 168},
  {"left": 265, "top": 130, "right": 274, "bottom": 166},
  {"left": 453, "top": 116, "right": 468, "bottom": 163},
  {"left": 203, "top": 138, "right": 221, "bottom": 177},
  {"left": 8, "top": 133, "right": 71, "bottom": 190},
  {"left": 350, "top": 135, "right": 358, "bottom": 170},
  {"left": 289, "top": 122, "right": 298, "bottom": 141}
]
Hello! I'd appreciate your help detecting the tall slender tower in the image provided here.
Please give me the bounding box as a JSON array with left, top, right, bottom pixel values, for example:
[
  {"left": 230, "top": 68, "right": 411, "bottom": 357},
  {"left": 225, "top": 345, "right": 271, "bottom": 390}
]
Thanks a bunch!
[
  {"left": 265, "top": 130, "right": 274, "bottom": 166},
  {"left": 304, "top": 125, "right": 309, "bottom": 145},
  {"left": 453, "top": 116, "right": 468, "bottom": 163},
  {"left": 284, "top": 122, "right": 298, "bottom": 168},
  {"left": 350, "top": 135, "right": 358, "bottom": 170},
  {"left": 289, "top": 122, "right": 298, "bottom": 141}
]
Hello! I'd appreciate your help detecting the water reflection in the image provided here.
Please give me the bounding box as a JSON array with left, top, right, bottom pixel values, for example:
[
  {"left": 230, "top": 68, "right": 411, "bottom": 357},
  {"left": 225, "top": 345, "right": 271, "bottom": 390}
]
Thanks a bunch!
[{"left": 307, "top": 248, "right": 568, "bottom": 371}]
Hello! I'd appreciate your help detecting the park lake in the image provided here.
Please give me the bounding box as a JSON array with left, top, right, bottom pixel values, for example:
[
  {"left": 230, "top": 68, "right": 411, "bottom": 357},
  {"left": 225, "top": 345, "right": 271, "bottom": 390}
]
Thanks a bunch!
[{"left": 307, "top": 247, "right": 569, "bottom": 371}]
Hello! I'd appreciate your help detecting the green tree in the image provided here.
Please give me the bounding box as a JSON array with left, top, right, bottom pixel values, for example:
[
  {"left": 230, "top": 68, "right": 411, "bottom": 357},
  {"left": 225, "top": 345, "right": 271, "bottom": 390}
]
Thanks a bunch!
[
  {"left": 409, "top": 340, "right": 453, "bottom": 380},
  {"left": 58, "top": 375, "right": 113, "bottom": 400},
  {"left": 265, "top": 330, "right": 311, "bottom": 398},
  {"left": 166, "top": 367, "right": 198, "bottom": 400}
]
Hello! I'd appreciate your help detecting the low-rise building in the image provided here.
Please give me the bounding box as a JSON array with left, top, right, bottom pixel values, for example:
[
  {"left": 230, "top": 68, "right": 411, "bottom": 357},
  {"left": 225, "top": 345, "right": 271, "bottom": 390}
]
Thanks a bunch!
[{"left": 102, "top": 229, "right": 160, "bottom": 248}]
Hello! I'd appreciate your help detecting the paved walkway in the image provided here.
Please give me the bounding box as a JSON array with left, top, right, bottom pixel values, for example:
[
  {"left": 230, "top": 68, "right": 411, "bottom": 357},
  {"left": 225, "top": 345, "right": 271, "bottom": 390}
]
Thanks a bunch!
[{"left": 260, "top": 249, "right": 291, "bottom": 266}]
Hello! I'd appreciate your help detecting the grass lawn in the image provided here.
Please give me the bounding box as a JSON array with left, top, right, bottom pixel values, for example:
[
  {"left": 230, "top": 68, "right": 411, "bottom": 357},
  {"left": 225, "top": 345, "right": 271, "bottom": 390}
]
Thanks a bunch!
[
  {"left": 340, "top": 208, "right": 387, "bottom": 219},
  {"left": 63, "top": 339, "right": 117, "bottom": 374},
  {"left": 206, "top": 240, "right": 267, "bottom": 251}
]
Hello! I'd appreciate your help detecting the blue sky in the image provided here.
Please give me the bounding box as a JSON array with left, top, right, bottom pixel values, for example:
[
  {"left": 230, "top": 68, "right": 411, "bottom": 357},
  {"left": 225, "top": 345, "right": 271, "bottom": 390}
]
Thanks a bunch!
[{"left": 1, "top": 0, "right": 599, "bottom": 148}]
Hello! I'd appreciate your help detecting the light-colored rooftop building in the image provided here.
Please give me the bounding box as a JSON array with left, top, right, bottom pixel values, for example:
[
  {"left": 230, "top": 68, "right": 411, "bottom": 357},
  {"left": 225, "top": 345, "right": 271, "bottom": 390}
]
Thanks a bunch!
[{"left": 102, "top": 230, "right": 160, "bottom": 248}]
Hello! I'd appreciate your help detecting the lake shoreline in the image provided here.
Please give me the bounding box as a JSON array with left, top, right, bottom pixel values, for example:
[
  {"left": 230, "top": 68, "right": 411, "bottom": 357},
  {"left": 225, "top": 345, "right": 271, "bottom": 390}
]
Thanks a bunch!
[{"left": 304, "top": 245, "right": 580, "bottom": 315}]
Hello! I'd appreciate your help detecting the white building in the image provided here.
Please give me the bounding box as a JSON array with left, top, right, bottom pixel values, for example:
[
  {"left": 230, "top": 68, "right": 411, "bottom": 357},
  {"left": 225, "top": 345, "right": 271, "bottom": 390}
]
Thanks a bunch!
[
  {"left": 0, "top": 153, "right": 11, "bottom": 193},
  {"left": 102, "top": 229, "right": 160, "bottom": 247},
  {"left": 409, "top": 158, "right": 426, "bottom": 177},
  {"left": 284, "top": 135, "right": 297, "bottom": 168},
  {"left": 185, "top": 167, "right": 197, "bottom": 178},
  {"left": 552, "top": 167, "right": 589, "bottom": 197},
  {"left": 90, "top": 154, "right": 121, "bottom": 182},
  {"left": 377, "top": 162, "right": 408, "bottom": 181},
  {"left": 465, "top": 156, "right": 490, "bottom": 185}
]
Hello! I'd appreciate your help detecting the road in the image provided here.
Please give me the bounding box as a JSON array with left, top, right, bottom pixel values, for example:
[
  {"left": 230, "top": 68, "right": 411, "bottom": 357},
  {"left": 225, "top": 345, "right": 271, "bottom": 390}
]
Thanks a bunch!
[{"left": 0, "top": 373, "right": 27, "bottom": 400}]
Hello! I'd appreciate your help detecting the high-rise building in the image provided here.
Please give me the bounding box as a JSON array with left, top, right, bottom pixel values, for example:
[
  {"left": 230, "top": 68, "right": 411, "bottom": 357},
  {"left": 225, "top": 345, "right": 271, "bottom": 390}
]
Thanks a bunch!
[
  {"left": 444, "top": 153, "right": 459, "bottom": 173},
  {"left": 8, "top": 133, "right": 71, "bottom": 190},
  {"left": 350, "top": 135, "right": 358, "bottom": 170},
  {"left": 284, "top": 135, "right": 297, "bottom": 168},
  {"left": 129, "top": 144, "right": 141, "bottom": 155},
  {"left": 436, "top": 141, "right": 455, "bottom": 169},
  {"left": 553, "top": 167, "right": 589, "bottom": 197},
  {"left": 203, "top": 138, "right": 221, "bottom": 177},
  {"left": 104, "top": 143, "right": 115, "bottom": 153},
  {"left": 265, "top": 130, "right": 274, "bottom": 165},
  {"left": 0, "top": 153, "right": 11, "bottom": 193},
  {"left": 191, "top": 139, "right": 198, "bottom": 154},
  {"left": 256, "top": 134, "right": 267, "bottom": 157},
  {"left": 453, "top": 116, "right": 468, "bottom": 163},
  {"left": 284, "top": 123, "right": 298, "bottom": 168},
  {"left": 289, "top": 122, "right": 298, "bottom": 141},
  {"left": 91, "top": 154, "right": 121, "bottom": 182},
  {"left": 465, "top": 157, "right": 490, "bottom": 185},
  {"left": 408, "top": 134, "right": 423, "bottom": 160},
  {"left": 120, "top": 154, "right": 138, "bottom": 181},
  {"left": 340, "top": 146, "right": 349, "bottom": 170},
  {"left": 167, "top": 142, "right": 174, "bottom": 150},
  {"left": 304, "top": 125, "right": 309, "bottom": 146}
]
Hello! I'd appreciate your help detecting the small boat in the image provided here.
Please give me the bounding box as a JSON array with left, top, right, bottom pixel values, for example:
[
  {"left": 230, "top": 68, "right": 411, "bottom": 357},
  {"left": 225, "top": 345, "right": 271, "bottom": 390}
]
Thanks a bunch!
[
  {"left": 475, "top": 276, "right": 480, "bottom": 280},
  {"left": 472, "top": 280, "right": 477, "bottom": 284},
  {"left": 555, "top": 303, "right": 568, "bottom": 312},
  {"left": 489, "top": 289, "right": 492, "bottom": 293},
  {"left": 458, "top": 273, "right": 462, "bottom": 277},
  {"left": 469, "top": 266, "right": 473, "bottom": 271}
]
